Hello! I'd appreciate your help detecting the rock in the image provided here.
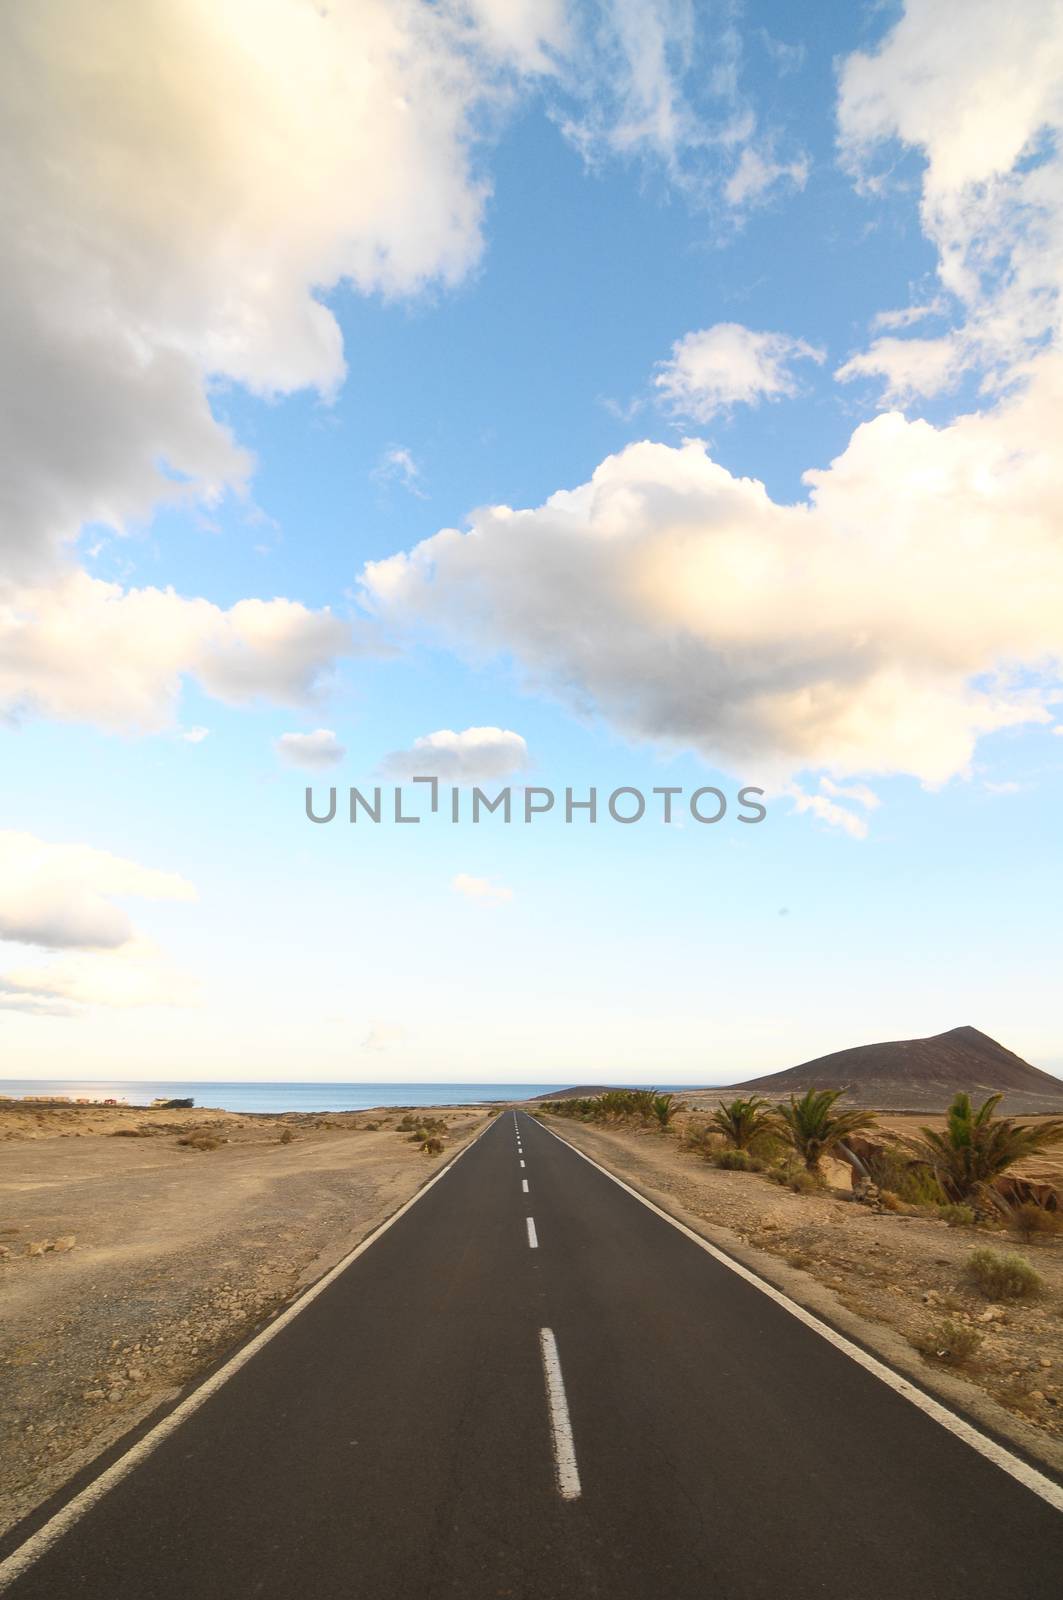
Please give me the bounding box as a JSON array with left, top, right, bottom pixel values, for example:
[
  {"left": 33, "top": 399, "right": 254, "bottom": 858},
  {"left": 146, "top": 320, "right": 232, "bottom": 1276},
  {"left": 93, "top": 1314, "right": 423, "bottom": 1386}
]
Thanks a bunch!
[
  {"left": 978, "top": 1305, "right": 1006, "bottom": 1322},
  {"left": 1039, "top": 1357, "right": 1052, "bottom": 1368},
  {"left": 125, "top": 1367, "right": 145, "bottom": 1382},
  {"left": 26, "top": 1240, "right": 48, "bottom": 1257},
  {"left": 1029, "top": 1390, "right": 1045, "bottom": 1403},
  {"left": 52, "top": 1235, "right": 76, "bottom": 1253},
  {"left": 106, "top": 1387, "right": 125, "bottom": 1404},
  {"left": 81, "top": 1389, "right": 104, "bottom": 1401}
]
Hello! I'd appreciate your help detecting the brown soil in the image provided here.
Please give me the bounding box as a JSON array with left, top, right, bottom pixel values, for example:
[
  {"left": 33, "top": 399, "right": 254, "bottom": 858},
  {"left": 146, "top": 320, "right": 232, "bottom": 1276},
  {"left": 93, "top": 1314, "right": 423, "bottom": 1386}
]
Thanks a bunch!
[
  {"left": 538, "top": 1114, "right": 1063, "bottom": 1475},
  {"left": 0, "top": 1101, "right": 489, "bottom": 1538}
]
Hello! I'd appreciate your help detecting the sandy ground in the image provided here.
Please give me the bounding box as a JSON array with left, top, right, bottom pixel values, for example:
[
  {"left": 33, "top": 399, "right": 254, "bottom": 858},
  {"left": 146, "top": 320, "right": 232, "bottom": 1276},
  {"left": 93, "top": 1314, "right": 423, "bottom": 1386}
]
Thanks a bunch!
[
  {"left": 0, "top": 1101, "right": 489, "bottom": 1538},
  {"left": 539, "top": 1115, "right": 1063, "bottom": 1475}
]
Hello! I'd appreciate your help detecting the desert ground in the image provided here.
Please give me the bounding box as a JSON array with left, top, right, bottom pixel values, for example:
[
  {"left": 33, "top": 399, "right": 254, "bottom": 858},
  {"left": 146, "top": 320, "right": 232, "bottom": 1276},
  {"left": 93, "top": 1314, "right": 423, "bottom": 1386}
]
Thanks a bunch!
[
  {"left": 0, "top": 1100, "right": 489, "bottom": 1537},
  {"left": 536, "top": 1108, "right": 1063, "bottom": 1473},
  {"left": 3, "top": 1095, "right": 1062, "bottom": 1541}
]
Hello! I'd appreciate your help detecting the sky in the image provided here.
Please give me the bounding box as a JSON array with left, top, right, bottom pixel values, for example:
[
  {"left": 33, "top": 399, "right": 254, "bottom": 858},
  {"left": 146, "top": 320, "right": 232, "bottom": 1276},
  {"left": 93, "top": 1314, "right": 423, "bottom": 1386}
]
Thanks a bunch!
[{"left": 2, "top": 0, "right": 1063, "bottom": 1085}]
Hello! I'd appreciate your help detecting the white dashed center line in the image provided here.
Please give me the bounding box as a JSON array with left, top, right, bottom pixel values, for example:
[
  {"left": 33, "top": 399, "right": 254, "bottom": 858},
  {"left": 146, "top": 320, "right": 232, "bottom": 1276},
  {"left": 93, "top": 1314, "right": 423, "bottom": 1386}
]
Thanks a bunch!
[
  {"left": 539, "top": 1328, "right": 581, "bottom": 1501},
  {"left": 522, "top": 1178, "right": 529, "bottom": 1193},
  {"left": 526, "top": 1217, "right": 538, "bottom": 1249}
]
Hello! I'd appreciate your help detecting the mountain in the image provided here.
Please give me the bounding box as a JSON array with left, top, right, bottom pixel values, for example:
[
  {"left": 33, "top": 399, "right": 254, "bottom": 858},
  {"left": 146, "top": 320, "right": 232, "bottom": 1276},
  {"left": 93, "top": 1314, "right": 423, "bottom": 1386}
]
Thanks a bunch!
[{"left": 717, "top": 1026, "right": 1063, "bottom": 1113}]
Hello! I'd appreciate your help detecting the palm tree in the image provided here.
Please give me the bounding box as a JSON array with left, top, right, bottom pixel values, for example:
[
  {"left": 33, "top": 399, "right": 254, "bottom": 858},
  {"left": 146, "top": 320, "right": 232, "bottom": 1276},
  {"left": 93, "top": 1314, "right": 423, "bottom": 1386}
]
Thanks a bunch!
[
  {"left": 709, "top": 1096, "right": 777, "bottom": 1151},
  {"left": 777, "top": 1088, "right": 878, "bottom": 1174},
  {"left": 652, "top": 1092, "right": 680, "bottom": 1129},
  {"left": 907, "top": 1093, "right": 1063, "bottom": 1205}
]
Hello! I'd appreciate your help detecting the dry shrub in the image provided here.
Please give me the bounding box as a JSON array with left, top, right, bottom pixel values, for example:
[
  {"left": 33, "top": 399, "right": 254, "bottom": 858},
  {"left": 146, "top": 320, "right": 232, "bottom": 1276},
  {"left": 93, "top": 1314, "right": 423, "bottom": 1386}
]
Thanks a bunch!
[
  {"left": 1011, "top": 1202, "right": 1061, "bottom": 1245},
  {"left": 278, "top": 1128, "right": 295, "bottom": 1145},
  {"left": 964, "top": 1248, "right": 1042, "bottom": 1301},
  {"left": 715, "top": 1148, "right": 755, "bottom": 1172},
  {"left": 938, "top": 1203, "right": 977, "bottom": 1227},
  {"left": 914, "top": 1318, "right": 983, "bottom": 1367},
  {"left": 177, "top": 1133, "right": 222, "bottom": 1152}
]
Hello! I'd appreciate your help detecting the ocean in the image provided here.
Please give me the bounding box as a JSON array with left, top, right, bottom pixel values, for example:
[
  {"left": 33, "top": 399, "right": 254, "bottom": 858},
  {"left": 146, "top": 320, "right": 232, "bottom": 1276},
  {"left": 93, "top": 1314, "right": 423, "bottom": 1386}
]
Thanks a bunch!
[{"left": 0, "top": 1080, "right": 587, "bottom": 1114}]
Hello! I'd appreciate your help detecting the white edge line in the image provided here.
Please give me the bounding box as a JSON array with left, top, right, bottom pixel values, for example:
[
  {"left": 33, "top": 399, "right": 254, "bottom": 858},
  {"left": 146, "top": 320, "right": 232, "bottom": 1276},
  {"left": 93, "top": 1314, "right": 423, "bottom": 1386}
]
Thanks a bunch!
[
  {"left": 539, "top": 1327, "right": 581, "bottom": 1500},
  {"left": 526, "top": 1216, "right": 539, "bottom": 1249},
  {"left": 539, "top": 1120, "right": 1063, "bottom": 1515},
  {"left": 0, "top": 1118, "right": 496, "bottom": 1592}
]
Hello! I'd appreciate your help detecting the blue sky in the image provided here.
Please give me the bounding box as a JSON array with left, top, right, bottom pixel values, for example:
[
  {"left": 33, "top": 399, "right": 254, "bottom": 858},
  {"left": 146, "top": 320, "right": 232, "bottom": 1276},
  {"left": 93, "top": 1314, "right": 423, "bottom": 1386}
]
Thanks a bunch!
[{"left": 2, "top": 1, "right": 1062, "bottom": 1082}]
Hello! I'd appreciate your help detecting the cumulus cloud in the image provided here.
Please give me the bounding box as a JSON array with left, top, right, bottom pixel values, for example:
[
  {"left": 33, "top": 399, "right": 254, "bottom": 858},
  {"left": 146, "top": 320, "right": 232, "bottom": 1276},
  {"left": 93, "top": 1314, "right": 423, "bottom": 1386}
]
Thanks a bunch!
[
  {"left": 275, "top": 729, "right": 346, "bottom": 770},
  {"left": 835, "top": 334, "right": 966, "bottom": 405},
  {"left": 655, "top": 323, "right": 825, "bottom": 421},
  {"left": 0, "top": 0, "right": 576, "bottom": 584},
  {"left": 380, "top": 726, "right": 529, "bottom": 783},
  {"left": 362, "top": 355, "right": 1063, "bottom": 787},
  {"left": 0, "top": 574, "right": 357, "bottom": 732},
  {"left": 451, "top": 873, "right": 514, "bottom": 905},
  {"left": 0, "top": 831, "right": 196, "bottom": 951},
  {"left": 837, "top": 0, "right": 1063, "bottom": 397}
]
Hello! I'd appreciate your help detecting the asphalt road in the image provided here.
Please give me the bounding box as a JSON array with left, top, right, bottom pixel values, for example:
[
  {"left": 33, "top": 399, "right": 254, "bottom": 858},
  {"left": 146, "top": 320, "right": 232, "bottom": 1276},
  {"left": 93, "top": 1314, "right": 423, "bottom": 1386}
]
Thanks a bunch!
[{"left": 3, "top": 1110, "right": 1062, "bottom": 1598}]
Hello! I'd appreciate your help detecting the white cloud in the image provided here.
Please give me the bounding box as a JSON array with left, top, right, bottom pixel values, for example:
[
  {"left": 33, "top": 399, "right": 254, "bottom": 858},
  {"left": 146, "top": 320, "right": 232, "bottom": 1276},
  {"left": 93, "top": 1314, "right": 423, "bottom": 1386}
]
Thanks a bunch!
[
  {"left": 558, "top": 3, "right": 807, "bottom": 210},
  {"left": 819, "top": 777, "right": 881, "bottom": 811},
  {"left": 451, "top": 873, "right": 514, "bottom": 905},
  {"left": 0, "top": 0, "right": 573, "bottom": 585},
  {"left": 373, "top": 446, "right": 427, "bottom": 499},
  {"left": 785, "top": 785, "right": 869, "bottom": 840},
  {"left": 723, "top": 143, "right": 808, "bottom": 207},
  {"left": 181, "top": 726, "right": 210, "bottom": 744},
  {"left": 0, "top": 832, "right": 198, "bottom": 1012},
  {"left": 835, "top": 334, "right": 966, "bottom": 404},
  {"left": 380, "top": 726, "right": 529, "bottom": 783},
  {"left": 837, "top": 0, "right": 1063, "bottom": 398},
  {"left": 0, "top": 573, "right": 357, "bottom": 732},
  {"left": 871, "top": 299, "right": 948, "bottom": 332},
  {"left": 275, "top": 729, "right": 346, "bottom": 770},
  {"left": 0, "top": 938, "right": 199, "bottom": 1014},
  {"left": 655, "top": 323, "right": 825, "bottom": 421},
  {"left": 0, "top": 831, "right": 196, "bottom": 951},
  {"left": 362, "top": 354, "right": 1063, "bottom": 788}
]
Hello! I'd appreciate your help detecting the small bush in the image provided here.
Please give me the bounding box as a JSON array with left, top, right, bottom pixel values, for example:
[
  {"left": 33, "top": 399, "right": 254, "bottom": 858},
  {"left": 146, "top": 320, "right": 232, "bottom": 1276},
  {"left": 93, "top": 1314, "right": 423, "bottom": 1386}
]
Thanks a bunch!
[
  {"left": 278, "top": 1128, "right": 295, "bottom": 1145},
  {"left": 914, "top": 1318, "right": 983, "bottom": 1367},
  {"left": 768, "top": 1161, "right": 821, "bottom": 1194},
  {"left": 110, "top": 1128, "right": 152, "bottom": 1138},
  {"left": 715, "top": 1148, "right": 753, "bottom": 1171},
  {"left": 1011, "top": 1202, "right": 1061, "bottom": 1245},
  {"left": 864, "top": 1147, "right": 947, "bottom": 1207},
  {"left": 964, "top": 1248, "right": 1043, "bottom": 1301},
  {"left": 419, "top": 1135, "right": 444, "bottom": 1155},
  {"left": 938, "top": 1203, "right": 977, "bottom": 1228},
  {"left": 177, "top": 1133, "right": 222, "bottom": 1151}
]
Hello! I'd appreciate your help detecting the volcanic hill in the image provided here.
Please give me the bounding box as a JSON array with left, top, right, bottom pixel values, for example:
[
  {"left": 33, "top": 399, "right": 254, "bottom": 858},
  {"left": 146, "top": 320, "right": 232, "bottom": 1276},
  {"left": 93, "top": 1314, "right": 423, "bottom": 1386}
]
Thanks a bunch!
[{"left": 716, "top": 1026, "right": 1063, "bottom": 1113}]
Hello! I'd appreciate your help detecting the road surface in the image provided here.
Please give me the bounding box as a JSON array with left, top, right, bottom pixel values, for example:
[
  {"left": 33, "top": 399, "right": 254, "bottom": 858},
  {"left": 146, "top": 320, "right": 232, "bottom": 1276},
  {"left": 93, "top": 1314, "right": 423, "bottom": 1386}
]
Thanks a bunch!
[{"left": 2, "top": 1110, "right": 1061, "bottom": 1597}]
